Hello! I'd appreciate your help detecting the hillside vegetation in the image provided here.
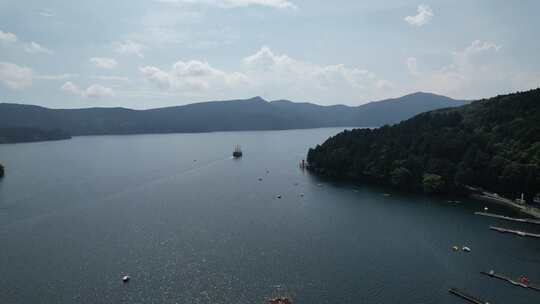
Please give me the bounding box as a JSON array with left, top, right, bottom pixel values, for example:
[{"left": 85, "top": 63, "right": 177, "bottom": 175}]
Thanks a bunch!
[
  {"left": 307, "top": 89, "right": 540, "bottom": 202},
  {"left": 0, "top": 127, "right": 71, "bottom": 144}
]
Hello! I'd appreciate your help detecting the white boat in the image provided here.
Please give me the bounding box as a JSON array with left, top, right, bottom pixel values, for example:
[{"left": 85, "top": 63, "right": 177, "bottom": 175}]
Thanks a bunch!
[{"left": 462, "top": 246, "right": 471, "bottom": 252}]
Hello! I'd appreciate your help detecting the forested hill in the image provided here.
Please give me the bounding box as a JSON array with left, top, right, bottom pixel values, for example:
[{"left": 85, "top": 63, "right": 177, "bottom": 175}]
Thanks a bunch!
[
  {"left": 0, "top": 92, "right": 465, "bottom": 140},
  {"left": 0, "top": 127, "right": 71, "bottom": 144},
  {"left": 307, "top": 89, "right": 540, "bottom": 202}
]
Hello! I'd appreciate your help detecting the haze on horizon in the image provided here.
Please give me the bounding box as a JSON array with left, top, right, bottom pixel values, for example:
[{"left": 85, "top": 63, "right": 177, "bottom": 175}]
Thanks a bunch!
[{"left": 0, "top": 0, "right": 539, "bottom": 109}]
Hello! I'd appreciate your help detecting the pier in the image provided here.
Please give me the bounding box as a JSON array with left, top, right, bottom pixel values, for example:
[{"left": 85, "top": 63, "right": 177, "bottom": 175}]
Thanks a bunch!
[
  {"left": 448, "top": 288, "right": 490, "bottom": 304},
  {"left": 489, "top": 226, "right": 540, "bottom": 238},
  {"left": 475, "top": 212, "right": 540, "bottom": 225},
  {"left": 480, "top": 271, "right": 540, "bottom": 292}
]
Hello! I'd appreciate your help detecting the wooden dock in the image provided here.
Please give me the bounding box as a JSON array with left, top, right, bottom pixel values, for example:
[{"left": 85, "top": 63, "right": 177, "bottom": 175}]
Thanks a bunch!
[
  {"left": 448, "top": 288, "right": 490, "bottom": 304},
  {"left": 489, "top": 226, "right": 540, "bottom": 238},
  {"left": 480, "top": 271, "right": 540, "bottom": 292},
  {"left": 475, "top": 212, "right": 540, "bottom": 225}
]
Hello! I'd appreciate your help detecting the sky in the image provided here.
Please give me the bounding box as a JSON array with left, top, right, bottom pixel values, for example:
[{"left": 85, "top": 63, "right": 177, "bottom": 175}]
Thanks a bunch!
[{"left": 0, "top": 0, "right": 539, "bottom": 109}]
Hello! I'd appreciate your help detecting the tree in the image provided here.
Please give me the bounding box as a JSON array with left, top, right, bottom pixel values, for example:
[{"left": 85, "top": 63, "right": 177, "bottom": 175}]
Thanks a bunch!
[
  {"left": 455, "top": 166, "right": 474, "bottom": 186},
  {"left": 306, "top": 89, "right": 540, "bottom": 199},
  {"left": 422, "top": 174, "right": 445, "bottom": 194},
  {"left": 391, "top": 167, "right": 414, "bottom": 189},
  {"left": 500, "top": 163, "right": 540, "bottom": 203}
]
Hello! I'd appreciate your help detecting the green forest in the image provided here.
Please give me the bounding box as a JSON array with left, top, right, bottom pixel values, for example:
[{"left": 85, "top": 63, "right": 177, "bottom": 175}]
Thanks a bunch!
[{"left": 307, "top": 89, "right": 540, "bottom": 203}]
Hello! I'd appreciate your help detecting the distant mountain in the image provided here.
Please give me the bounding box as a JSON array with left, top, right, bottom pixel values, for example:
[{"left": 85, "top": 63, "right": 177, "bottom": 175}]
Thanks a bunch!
[
  {"left": 0, "top": 92, "right": 466, "bottom": 141},
  {"left": 307, "top": 89, "right": 540, "bottom": 202}
]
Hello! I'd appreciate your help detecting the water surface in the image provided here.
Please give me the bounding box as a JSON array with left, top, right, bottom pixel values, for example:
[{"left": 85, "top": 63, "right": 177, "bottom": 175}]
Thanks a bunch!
[{"left": 0, "top": 128, "right": 539, "bottom": 303}]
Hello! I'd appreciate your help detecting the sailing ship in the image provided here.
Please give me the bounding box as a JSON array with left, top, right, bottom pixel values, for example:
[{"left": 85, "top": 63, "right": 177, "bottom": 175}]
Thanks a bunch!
[{"left": 233, "top": 144, "right": 243, "bottom": 158}]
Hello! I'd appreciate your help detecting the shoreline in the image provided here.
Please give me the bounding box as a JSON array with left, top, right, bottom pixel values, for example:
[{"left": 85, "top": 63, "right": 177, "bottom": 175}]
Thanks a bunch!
[
  {"left": 307, "top": 169, "right": 540, "bottom": 219},
  {"left": 470, "top": 193, "right": 540, "bottom": 219}
]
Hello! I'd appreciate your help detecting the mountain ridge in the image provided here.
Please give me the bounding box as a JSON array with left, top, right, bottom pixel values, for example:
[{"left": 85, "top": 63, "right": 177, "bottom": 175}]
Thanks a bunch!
[
  {"left": 0, "top": 92, "right": 461, "bottom": 111},
  {"left": 0, "top": 92, "right": 467, "bottom": 142}
]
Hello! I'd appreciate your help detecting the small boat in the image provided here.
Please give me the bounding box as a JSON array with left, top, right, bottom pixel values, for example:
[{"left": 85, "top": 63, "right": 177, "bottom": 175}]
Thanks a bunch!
[
  {"left": 266, "top": 285, "right": 293, "bottom": 304},
  {"left": 267, "top": 297, "right": 293, "bottom": 304},
  {"left": 462, "top": 246, "right": 471, "bottom": 252},
  {"left": 122, "top": 275, "right": 130, "bottom": 283},
  {"left": 299, "top": 193, "right": 304, "bottom": 197},
  {"left": 233, "top": 144, "right": 243, "bottom": 158},
  {"left": 276, "top": 195, "right": 282, "bottom": 199},
  {"left": 452, "top": 245, "right": 459, "bottom": 251}
]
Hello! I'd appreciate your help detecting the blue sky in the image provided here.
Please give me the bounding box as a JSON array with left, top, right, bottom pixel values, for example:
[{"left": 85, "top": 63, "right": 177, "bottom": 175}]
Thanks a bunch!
[{"left": 0, "top": 0, "right": 539, "bottom": 108}]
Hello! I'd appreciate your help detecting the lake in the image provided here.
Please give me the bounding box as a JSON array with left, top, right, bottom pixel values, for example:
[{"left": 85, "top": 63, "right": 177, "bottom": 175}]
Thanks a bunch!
[{"left": 0, "top": 128, "right": 539, "bottom": 304}]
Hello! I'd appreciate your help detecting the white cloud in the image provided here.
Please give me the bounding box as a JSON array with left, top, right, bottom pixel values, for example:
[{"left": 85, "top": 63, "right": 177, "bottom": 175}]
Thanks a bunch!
[
  {"left": 157, "top": 0, "right": 297, "bottom": 9},
  {"left": 140, "top": 60, "right": 248, "bottom": 92},
  {"left": 93, "top": 76, "right": 129, "bottom": 81},
  {"left": 0, "top": 30, "right": 52, "bottom": 54},
  {"left": 0, "top": 30, "right": 18, "bottom": 44},
  {"left": 243, "top": 46, "right": 293, "bottom": 68},
  {"left": 406, "top": 57, "right": 419, "bottom": 76},
  {"left": 0, "top": 62, "right": 33, "bottom": 89},
  {"left": 61, "top": 81, "right": 80, "bottom": 95},
  {"left": 38, "top": 9, "right": 55, "bottom": 17},
  {"left": 376, "top": 79, "right": 394, "bottom": 90},
  {"left": 61, "top": 82, "right": 114, "bottom": 98},
  {"left": 24, "top": 41, "right": 53, "bottom": 54},
  {"left": 36, "top": 73, "right": 78, "bottom": 80},
  {"left": 242, "top": 46, "right": 392, "bottom": 100},
  {"left": 85, "top": 84, "right": 115, "bottom": 98},
  {"left": 407, "top": 40, "right": 519, "bottom": 98},
  {"left": 463, "top": 40, "right": 502, "bottom": 55},
  {"left": 90, "top": 57, "right": 118, "bottom": 69},
  {"left": 140, "top": 46, "right": 394, "bottom": 102},
  {"left": 404, "top": 5, "right": 433, "bottom": 27},
  {"left": 0, "top": 62, "right": 76, "bottom": 89},
  {"left": 115, "top": 40, "right": 145, "bottom": 58}
]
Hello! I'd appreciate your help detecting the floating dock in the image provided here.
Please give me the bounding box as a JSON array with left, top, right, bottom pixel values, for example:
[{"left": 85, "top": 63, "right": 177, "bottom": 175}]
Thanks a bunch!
[
  {"left": 475, "top": 212, "right": 540, "bottom": 225},
  {"left": 489, "top": 226, "right": 540, "bottom": 238},
  {"left": 480, "top": 271, "right": 540, "bottom": 292},
  {"left": 448, "top": 288, "right": 489, "bottom": 304}
]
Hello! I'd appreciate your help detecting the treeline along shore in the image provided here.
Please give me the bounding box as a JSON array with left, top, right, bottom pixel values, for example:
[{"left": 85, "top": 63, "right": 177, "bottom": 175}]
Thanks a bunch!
[{"left": 307, "top": 89, "right": 540, "bottom": 204}]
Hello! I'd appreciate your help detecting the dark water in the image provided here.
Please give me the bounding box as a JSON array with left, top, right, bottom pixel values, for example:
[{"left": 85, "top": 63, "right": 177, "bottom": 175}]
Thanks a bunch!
[{"left": 0, "top": 128, "right": 539, "bottom": 304}]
